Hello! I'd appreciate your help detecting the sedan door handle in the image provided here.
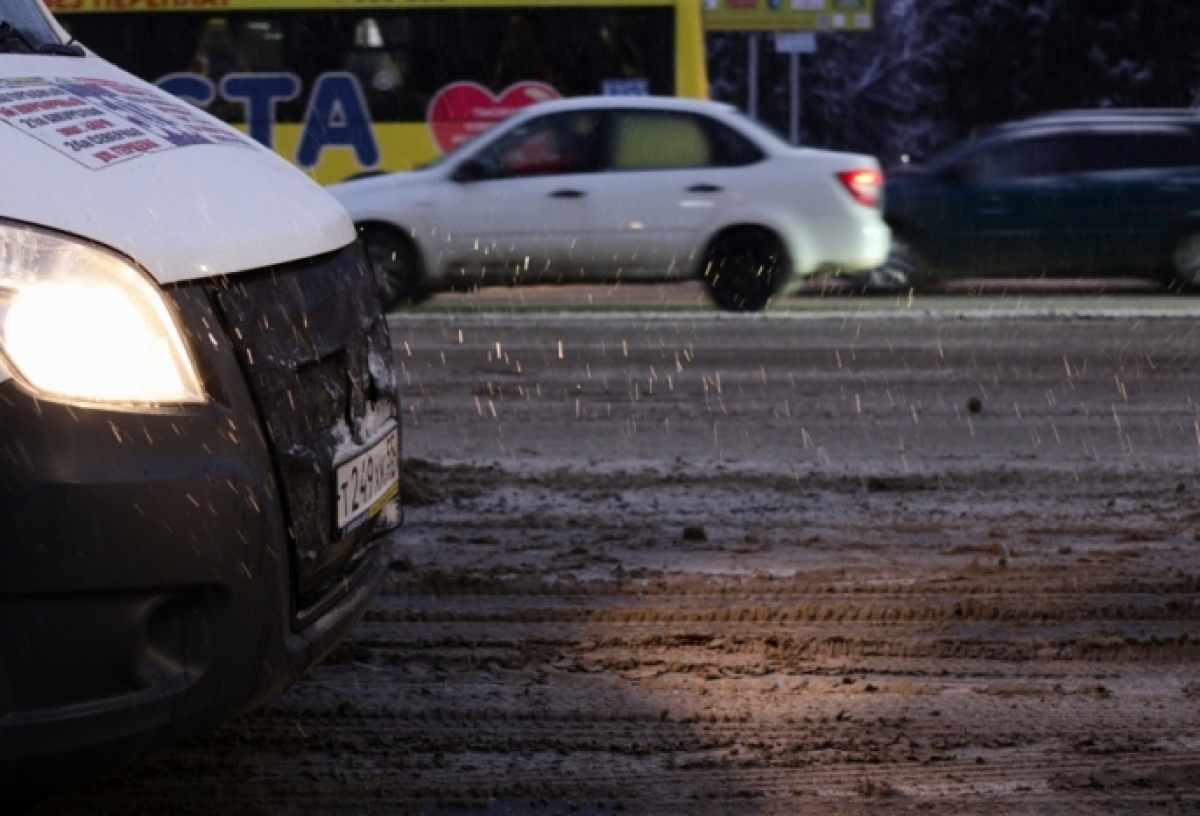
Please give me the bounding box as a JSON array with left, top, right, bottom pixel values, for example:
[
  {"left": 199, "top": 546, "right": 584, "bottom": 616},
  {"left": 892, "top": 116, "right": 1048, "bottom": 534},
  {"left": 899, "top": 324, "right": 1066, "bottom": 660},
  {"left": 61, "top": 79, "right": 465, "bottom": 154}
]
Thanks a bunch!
[
  {"left": 550, "top": 189, "right": 586, "bottom": 199},
  {"left": 687, "top": 183, "right": 723, "bottom": 193}
]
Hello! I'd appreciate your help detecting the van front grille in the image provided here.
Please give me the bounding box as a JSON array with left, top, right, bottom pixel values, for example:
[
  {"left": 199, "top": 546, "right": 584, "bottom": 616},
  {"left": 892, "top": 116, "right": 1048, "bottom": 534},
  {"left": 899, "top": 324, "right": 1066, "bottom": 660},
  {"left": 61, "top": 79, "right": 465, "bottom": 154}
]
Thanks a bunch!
[{"left": 209, "top": 242, "right": 400, "bottom": 620}]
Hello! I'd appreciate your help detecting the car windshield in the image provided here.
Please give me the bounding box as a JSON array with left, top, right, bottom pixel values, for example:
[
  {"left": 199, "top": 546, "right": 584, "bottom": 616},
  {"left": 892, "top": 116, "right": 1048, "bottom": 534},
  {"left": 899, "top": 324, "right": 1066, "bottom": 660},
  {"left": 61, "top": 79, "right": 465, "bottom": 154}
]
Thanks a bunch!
[
  {"left": 417, "top": 127, "right": 495, "bottom": 171},
  {"left": 1, "top": 0, "right": 62, "bottom": 48},
  {"left": 732, "top": 108, "right": 792, "bottom": 149}
]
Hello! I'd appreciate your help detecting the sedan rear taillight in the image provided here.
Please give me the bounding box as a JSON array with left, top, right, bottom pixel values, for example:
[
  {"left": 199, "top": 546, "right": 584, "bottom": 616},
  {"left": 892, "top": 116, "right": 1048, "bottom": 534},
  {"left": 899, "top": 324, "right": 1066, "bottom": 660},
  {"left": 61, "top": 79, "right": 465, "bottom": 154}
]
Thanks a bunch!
[{"left": 836, "top": 169, "right": 883, "bottom": 208}]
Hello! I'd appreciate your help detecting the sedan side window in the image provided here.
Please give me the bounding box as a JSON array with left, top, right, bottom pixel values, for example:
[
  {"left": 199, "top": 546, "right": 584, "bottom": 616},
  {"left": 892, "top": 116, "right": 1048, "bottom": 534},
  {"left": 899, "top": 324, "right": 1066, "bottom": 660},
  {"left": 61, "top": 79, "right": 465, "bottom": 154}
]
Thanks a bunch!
[
  {"left": 1074, "top": 132, "right": 1200, "bottom": 173},
  {"left": 606, "top": 111, "right": 714, "bottom": 170},
  {"left": 956, "top": 136, "right": 1075, "bottom": 183},
  {"left": 473, "top": 112, "right": 601, "bottom": 180}
]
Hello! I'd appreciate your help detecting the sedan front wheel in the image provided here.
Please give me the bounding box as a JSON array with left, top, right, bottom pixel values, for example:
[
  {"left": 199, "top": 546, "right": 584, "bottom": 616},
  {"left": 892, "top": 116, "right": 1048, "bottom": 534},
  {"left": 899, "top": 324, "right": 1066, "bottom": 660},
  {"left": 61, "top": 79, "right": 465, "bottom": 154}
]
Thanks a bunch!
[{"left": 360, "top": 225, "right": 429, "bottom": 310}]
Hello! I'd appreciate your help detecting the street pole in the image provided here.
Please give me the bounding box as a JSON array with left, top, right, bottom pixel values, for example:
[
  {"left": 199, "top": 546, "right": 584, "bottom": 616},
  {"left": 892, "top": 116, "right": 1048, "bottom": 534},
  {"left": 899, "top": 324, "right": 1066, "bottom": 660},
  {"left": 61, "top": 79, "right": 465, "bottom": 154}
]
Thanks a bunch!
[
  {"left": 789, "top": 51, "right": 800, "bottom": 145},
  {"left": 747, "top": 33, "right": 758, "bottom": 119},
  {"left": 774, "top": 32, "right": 815, "bottom": 145}
]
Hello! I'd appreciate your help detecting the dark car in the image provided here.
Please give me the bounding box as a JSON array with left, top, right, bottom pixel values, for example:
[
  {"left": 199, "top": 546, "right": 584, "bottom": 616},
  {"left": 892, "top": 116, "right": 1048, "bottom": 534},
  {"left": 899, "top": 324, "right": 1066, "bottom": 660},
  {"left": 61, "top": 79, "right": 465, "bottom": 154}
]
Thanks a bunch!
[{"left": 876, "top": 110, "right": 1200, "bottom": 290}]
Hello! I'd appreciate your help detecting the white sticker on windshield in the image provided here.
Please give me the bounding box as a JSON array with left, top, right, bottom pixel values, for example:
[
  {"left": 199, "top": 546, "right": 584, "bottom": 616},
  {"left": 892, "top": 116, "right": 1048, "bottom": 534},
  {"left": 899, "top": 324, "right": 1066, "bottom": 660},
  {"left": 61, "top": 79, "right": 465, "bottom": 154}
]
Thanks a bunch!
[{"left": 0, "top": 76, "right": 251, "bottom": 169}]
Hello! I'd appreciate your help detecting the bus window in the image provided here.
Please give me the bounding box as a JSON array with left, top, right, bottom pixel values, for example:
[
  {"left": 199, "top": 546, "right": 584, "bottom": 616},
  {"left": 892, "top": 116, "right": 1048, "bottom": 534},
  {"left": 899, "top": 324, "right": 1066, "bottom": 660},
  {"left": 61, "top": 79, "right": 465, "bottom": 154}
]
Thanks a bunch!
[
  {"left": 190, "top": 18, "right": 241, "bottom": 81},
  {"left": 345, "top": 17, "right": 422, "bottom": 121},
  {"left": 491, "top": 12, "right": 554, "bottom": 90},
  {"left": 239, "top": 19, "right": 286, "bottom": 72},
  {"left": 63, "top": 8, "right": 674, "bottom": 123}
]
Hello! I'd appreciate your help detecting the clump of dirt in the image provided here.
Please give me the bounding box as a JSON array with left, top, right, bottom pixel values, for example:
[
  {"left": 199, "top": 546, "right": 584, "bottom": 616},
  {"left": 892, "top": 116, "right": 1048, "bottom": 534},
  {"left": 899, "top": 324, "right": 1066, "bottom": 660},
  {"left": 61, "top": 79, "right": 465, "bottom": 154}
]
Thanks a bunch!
[{"left": 398, "top": 457, "right": 440, "bottom": 505}]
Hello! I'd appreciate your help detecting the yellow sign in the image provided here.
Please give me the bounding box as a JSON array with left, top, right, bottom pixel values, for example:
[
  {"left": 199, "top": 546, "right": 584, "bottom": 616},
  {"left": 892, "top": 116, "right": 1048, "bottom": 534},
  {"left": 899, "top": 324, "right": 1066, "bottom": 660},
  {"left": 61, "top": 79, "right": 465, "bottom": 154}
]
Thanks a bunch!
[
  {"left": 49, "top": 0, "right": 677, "bottom": 11},
  {"left": 703, "top": 0, "right": 873, "bottom": 32}
]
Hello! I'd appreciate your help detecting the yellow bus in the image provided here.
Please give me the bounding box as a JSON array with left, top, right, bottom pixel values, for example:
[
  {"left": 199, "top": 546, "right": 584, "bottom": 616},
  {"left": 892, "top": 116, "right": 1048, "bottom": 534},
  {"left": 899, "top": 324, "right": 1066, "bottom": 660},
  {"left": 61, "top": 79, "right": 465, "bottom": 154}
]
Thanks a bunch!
[{"left": 49, "top": 0, "right": 708, "bottom": 183}]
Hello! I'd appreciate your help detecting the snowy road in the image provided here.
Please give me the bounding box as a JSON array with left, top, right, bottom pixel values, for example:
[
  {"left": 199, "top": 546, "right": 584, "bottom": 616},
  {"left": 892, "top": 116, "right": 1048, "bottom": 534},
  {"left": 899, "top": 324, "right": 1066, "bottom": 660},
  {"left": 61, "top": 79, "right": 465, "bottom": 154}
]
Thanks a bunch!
[
  {"left": 412, "top": 277, "right": 1195, "bottom": 317},
  {"left": 38, "top": 309, "right": 1200, "bottom": 815}
]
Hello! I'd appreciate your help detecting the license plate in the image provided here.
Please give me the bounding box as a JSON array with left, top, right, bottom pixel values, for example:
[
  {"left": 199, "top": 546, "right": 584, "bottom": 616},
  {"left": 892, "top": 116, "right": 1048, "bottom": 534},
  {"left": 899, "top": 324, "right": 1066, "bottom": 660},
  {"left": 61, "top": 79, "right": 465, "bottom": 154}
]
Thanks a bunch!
[{"left": 333, "top": 426, "right": 399, "bottom": 539}]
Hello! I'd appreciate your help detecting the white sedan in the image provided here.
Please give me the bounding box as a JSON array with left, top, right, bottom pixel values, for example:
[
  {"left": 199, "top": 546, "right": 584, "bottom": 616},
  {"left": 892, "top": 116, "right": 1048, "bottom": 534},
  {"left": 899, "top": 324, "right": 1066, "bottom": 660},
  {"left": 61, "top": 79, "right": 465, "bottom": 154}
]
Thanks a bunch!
[{"left": 330, "top": 97, "right": 890, "bottom": 312}]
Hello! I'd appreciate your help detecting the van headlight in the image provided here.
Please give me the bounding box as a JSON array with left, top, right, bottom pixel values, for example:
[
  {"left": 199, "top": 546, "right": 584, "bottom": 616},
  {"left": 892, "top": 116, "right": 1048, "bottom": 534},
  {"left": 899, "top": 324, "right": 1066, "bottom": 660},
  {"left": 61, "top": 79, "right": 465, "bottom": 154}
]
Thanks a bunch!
[{"left": 0, "top": 221, "right": 205, "bottom": 406}]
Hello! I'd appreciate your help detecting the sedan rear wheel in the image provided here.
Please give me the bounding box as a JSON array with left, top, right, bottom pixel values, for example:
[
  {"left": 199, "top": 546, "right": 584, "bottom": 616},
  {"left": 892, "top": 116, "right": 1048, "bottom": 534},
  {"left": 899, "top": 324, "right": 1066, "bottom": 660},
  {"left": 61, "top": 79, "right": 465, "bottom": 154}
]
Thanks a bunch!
[
  {"left": 360, "top": 225, "right": 429, "bottom": 310},
  {"left": 702, "top": 227, "right": 787, "bottom": 313}
]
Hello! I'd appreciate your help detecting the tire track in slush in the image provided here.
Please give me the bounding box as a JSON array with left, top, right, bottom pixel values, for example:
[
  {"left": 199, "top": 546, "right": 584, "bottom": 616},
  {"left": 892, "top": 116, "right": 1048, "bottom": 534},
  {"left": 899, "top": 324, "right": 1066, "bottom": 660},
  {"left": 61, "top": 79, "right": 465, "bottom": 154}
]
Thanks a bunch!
[{"left": 46, "top": 520, "right": 1200, "bottom": 814}]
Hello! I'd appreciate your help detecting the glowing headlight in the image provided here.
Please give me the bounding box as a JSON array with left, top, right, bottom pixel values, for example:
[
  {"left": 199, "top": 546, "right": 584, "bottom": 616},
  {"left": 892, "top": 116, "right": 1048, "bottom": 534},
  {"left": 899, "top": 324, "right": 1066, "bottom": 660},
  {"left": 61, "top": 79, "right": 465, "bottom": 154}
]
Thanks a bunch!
[{"left": 0, "top": 221, "right": 204, "bottom": 405}]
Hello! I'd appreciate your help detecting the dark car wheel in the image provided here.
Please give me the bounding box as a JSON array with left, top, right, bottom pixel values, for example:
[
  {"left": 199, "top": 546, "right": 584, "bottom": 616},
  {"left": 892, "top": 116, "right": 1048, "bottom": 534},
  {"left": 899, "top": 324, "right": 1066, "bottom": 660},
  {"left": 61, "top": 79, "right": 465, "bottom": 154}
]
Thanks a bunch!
[
  {"left": 360, "top": 225, "right": 429, "bottom": 309},
  {"left": 1171, "top": 232, "right": 1200, "bottom": 291},
  {"left": 702, "top": 227, "right": 787, "bottom": 312},
  {"left": 863, "top": 235, "right": 931, "bottom": 292}
]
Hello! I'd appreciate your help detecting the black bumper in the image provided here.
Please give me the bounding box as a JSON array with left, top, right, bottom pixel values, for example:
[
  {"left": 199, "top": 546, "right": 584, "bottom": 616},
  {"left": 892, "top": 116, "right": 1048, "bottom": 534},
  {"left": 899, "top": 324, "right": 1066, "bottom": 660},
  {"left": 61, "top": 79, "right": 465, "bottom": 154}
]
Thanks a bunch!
[{"left": 0, "top": 243, "right": 398, "bottom": 798}]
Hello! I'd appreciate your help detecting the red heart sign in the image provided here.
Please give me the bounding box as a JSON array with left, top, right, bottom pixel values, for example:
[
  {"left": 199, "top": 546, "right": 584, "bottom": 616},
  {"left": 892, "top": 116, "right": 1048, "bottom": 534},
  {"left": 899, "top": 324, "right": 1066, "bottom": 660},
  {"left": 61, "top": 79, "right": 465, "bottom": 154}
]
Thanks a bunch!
[{"left": 427, "top": 81, "right": 561, "bottom": 153}]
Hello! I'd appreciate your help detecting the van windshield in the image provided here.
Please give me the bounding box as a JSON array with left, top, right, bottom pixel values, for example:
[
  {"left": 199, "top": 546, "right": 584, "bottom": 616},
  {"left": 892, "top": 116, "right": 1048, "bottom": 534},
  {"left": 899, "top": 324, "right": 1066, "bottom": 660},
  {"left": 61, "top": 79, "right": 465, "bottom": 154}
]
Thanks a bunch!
[{"left": 0, "top": 0, "right": 62, "bottom": 47}]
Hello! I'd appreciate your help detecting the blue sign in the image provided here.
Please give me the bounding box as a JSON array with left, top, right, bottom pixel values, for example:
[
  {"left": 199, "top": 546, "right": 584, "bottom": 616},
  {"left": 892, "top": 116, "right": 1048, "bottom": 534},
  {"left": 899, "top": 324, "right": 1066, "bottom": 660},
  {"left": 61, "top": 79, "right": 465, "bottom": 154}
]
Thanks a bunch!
[
  {"left": 601, "top": 79, "right": 649, "bottom": 96},
  {"left": 157, "top": 70, "right": 380, "bottom": 170}
]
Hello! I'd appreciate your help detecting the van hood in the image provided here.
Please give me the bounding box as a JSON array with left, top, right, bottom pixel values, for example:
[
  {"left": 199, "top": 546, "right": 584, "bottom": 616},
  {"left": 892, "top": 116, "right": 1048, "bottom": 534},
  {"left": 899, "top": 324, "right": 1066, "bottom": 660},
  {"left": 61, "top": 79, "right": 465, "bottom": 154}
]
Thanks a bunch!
[{"left": 0, "top": 55, "right": 354, "bottom": 284}]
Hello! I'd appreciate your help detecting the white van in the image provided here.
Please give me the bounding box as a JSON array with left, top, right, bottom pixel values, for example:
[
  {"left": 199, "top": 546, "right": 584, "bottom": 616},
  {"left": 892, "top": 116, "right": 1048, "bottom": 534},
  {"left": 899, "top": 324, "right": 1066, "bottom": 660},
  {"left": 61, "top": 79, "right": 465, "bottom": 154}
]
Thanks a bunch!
[{"left": 0, "top": 0, "right": 400, "bottom": 802}]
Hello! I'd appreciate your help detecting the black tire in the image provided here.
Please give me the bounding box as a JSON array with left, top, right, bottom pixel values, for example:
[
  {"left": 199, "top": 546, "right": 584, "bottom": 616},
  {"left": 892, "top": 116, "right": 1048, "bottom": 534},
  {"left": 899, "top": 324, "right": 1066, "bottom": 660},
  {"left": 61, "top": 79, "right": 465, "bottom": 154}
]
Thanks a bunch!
[
  {"left": 359, "top": 224, "right": 429, "bottom": 309},
  {"left": 702, "top": 227, "right": 787, "bottom": 312},
  {"left": 1170, "top": 231, "right": 1200, "bottom": 291},
  {"left": 861, "top": 235, "right": 931, "bottom": 293}
]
